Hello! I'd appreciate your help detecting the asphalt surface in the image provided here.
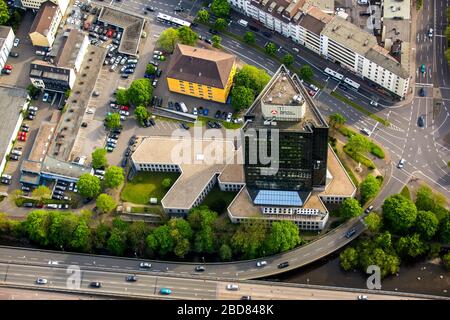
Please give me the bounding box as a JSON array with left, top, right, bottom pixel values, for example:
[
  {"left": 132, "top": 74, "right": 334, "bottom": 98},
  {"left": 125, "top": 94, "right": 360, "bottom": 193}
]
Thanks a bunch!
[{"left": 0, "top": 260, "right": 435, "bottom": 300}]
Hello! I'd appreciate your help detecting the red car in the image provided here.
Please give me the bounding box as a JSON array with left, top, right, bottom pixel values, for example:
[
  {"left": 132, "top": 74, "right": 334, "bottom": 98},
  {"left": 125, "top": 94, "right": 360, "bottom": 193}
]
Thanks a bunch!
[
  {"left": 106, "top": 29, "right": 114, "bottom": 38},
  {"left": 18, "top": 132, "right": 27, "bottom": 141},
  {"left": 120, "top": 105, "right": 129, "bottom": 111},
  {"left": 308, "top": 90, "right": 316, "bottom": 97},
  {"left": 4, "top": 65, "right": 12, "bottom": 70}
]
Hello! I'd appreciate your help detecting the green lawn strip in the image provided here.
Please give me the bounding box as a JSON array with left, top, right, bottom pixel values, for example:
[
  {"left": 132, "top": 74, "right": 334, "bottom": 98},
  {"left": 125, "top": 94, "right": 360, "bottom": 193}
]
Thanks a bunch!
[
  {"left": 121, "top": 172, "right": 180, "bottom": 205},
  {"left": 343, "top": 145, "right": 376, "bottom": 170},
  {"left": 331, "top": 92, "right": 390, "bottom": 127},
  {"left": 335, "top": 150, "right": 360, "bottom": 187},
  {"left": 196, "top": 116, "right": 242, "bottom": 129},
  {"left": 400, "top": 185, "right": 411, "bottom": 200},
  {"left": 338, "top": 126, "right": 385, "bottom": 159}
]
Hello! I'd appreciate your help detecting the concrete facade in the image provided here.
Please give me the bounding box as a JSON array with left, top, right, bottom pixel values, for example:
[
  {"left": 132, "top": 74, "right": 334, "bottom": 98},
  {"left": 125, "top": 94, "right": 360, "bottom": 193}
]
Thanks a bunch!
[{"left": 0, "top": 26, "right": 15, "bottom": 70}]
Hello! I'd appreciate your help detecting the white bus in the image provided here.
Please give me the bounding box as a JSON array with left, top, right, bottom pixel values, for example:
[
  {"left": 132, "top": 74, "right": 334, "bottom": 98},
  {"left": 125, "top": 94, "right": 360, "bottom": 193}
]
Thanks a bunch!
[
  {"left": 156, "top": 13, "right": 191, "bottom": 28},
  {"left": 324, "top": 67, "right": 344, "bottom": 81},
  {"left": 343, "top": 77, "right": 361, "bottom": 91}
]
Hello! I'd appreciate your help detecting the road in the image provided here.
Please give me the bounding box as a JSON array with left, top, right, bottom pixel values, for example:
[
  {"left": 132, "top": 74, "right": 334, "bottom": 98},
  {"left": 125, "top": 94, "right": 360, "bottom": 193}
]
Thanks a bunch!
[
  {"left": 0, "top": 260, "right": 440, "bottom": 300},
  {"left": 0, "top": 218, "right": 366, "bottom": 280}
]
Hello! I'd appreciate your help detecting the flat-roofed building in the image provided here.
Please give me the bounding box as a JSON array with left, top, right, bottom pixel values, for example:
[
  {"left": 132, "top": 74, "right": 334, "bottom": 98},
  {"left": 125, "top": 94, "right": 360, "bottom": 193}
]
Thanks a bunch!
[
  {"left": 29, "top": 1, "right": 62, "bottom": 48},
  {"left": 0, "top": 87, "right": 29, "bottom": 175},
  {"left": 0, "top": 26, "right": 15, "bottom": 70},
  {"left": 166, "top": 44, "right": 237, "bottom": 103}
]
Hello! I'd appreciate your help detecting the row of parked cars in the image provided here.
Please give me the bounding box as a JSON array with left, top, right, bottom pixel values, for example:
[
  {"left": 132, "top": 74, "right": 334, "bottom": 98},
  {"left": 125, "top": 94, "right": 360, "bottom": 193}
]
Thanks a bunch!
[{"left": 1, "top": 64, "right": 13, "bottom": 75}]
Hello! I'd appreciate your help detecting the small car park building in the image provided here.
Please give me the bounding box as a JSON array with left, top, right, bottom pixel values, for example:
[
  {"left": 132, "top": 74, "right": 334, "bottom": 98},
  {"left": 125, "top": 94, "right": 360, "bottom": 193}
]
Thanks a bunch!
[
  {"left": 29, "top": 1, "right": 63, "bottom": 48},
  {"left": 0, "top": 26, "right": 15, "bottom": 70},
  {"left": 166, "top": 44, "right": 237, "bottom": 103},
  {"left": 0, "top": 86, "right": 29, "bottom": 175}
]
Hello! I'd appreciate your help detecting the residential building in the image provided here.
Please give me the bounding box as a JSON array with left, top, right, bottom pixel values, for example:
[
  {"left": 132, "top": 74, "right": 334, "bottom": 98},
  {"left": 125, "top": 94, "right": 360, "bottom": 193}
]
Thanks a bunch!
[
  {"left": 0, "top": 86, "right": 29, "bottom": 175},
  {"left": 29, "top": 1, "right": 62, "bottom": 47},
  {"left": 166, "top": 44, "right": 237, "bottom": 103},
  {"left": 0, "top": 26, "right": 15, "bottom": 70},
  {"left": 29, "top": 29, "right": 88, "bottom": 92},
  {"left": 227, "top": 0, "right": 410, "bottom": 98},
  {"left": 19, "top": 0, "right": 69, "bottom": 13}
]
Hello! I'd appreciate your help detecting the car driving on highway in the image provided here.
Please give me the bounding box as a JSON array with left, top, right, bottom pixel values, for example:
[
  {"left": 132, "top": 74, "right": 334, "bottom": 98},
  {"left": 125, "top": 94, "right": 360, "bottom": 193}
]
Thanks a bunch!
[
  {"left": 345, "top": 228, "right": 356, "bottom": 238},
  {"left": 126, "top": 275, "right": 137, "bottom": 282},
  {"left": 90, "top": 281, "right": 102, "bottom": 288},
  {"left": 256, "top": 260, "right": 267, "bottom": 267},
  {"left": 159, "top": 288, "right": 172, "bottom": 295},
  {"left": 139, "top": 262, "right": 152, "bottom": 269},
  {"left": 36, "top": 277, "right": 48, "bottom": 284},
  {"left": 278, "top": 261, "right": 289, "bottom": 269}
]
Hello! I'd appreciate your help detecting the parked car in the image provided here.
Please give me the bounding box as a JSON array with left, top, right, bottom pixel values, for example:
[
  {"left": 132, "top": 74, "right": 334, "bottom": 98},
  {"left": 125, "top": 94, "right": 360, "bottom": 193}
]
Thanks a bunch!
[
  {"left": 9, "top": 52, "right": 19, "bottom": 58},
  {"left": 214, "top": 121, "right": 222, "bottom": 129},
  {"left": 419, "top": 87, "right": 425, "bottom": 97},
  {"left": 209, "top": 28, "right": 219, "bottom": 35},
  {"left": 42, "top": 92, "right": 49, "bottom": 102},
  {"left": 180, "top": 122, "right": 189, "bottom": 130},
  {"left": 9, "top": 154, "right": 19, "bottom": 161},
  {"left": 146, "top": 6, "right": 155, "bottom": 11},
  {"left": 13, "top": 38, "right": 19, "bottom": 47},
  {"left": 1, "top": 68, "right": 11, "bottom": 74},
  {"left": 262, "top": 31, "right": 272, "bottom": 38},
  {"left": 226, "top": 112, "right": 233, "bottom": 122}
]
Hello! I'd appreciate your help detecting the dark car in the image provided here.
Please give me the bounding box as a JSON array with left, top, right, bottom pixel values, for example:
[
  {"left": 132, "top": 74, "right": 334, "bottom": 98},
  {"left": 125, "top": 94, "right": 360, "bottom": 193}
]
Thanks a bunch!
[
  {"left": 126, "top": 275, "right": 137, "bottom": 282},
  {"left": 241, "top": 295, "right": 252, "bottom": 300},
  {"left": 174, "top": 6, "right": 184, "bottom": 12},
  {"left": 180, "top": 123, "right": 189, "bottom": 130},
  {"left": 221, "top": 111, "right": 227, "bottom": 120},
  {"left": 209, "top": 28, "right": 219, "bottom": 35},
  {"left": 90, "top": 282, "right": 102, "bottom": 288},
  {"left": 418, "top": 115, "right": 425, "bottom": 127},
  {"left": 214, "top": 110, "right": 221, "bottom": 119},
  {"left": 146, "top": 6, "right": 154, "bottom": 11},
  {"left": 278, "top": 262, "right": 289, "bottom": 269},
  {"left": 214, "top": 121, "right": 222, "bottom": 129},
  {"left": 149, "top": 118, "right": 155, "bottom": 126},
  {"left": 143, "top": 118, "right": 150, "bottom": 127},
  {"left": 23, "top": 202, "right": 34, "bottom": 208},
  {"left": 156, "top": 69, "right": 162, "bottom": 77},
  {"left": 9, "top": 154, "right": 19, "bottom": 161},
  {"left": 249, "top": 25, "right": 259, "bottom": 32},
  {"left": 121, "top": 158, "right": 128, "bottom": 167},
  {"left": 205, "top": 38, "right": 213, "bottom": 45},
  {"left": 345, "top": 228, "right": 356, "bottom": 238},
  {"left": 419, "top": 87, "right": 425, "bottom": 97},
  {"left": 195, "top": 266, "right": 205, "bottom": 272},
  {"left": 9, "top": 52, "right": 19, "bottom": 58},
  {"left": 168, "top": 101, "right": 174, "bottom": 109},
  {"left": 52, "top": 194, "right": 63, "bottom": 200},
  {"left": 121, "top": 74, "right": 129, "bottom": 79},
  {"left": 109, "top": 133, "right": 119, "bottom": 139},
  {"left": 262, "top": 31, "right": 272, "bottom": 38},
  {"left": 207, "top": 121, "right": 215, "bottom": 129},
  {"left": 174, "top": 102, "right": 181, "bottom": 111}
]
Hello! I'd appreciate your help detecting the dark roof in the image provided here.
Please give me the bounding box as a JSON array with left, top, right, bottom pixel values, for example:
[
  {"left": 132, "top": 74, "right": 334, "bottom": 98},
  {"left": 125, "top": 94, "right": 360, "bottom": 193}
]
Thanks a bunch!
[
  {"left": 298, "top": 14, "right": 326, "bottom": 34},
  {"left": 166, "top": 44, "right": 236, "bottom": 89},
  {"left": 29, "top": 1, "right": 59, "bottom": 36}
]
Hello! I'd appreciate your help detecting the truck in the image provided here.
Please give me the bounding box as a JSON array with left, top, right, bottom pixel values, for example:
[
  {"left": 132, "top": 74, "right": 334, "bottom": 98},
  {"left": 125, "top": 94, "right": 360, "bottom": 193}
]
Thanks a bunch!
[
  {"left": 179, "top": 102, "right": 188, "bottom": 113},
  {"left": 238, "top": 19, "right": 248, "bottom": 27}
]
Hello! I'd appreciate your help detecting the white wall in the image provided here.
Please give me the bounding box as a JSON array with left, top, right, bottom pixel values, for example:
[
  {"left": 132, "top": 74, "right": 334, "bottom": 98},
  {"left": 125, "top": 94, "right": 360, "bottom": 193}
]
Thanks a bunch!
[{"left": 0, "top": 28, "right": 15, "bottom": 70}]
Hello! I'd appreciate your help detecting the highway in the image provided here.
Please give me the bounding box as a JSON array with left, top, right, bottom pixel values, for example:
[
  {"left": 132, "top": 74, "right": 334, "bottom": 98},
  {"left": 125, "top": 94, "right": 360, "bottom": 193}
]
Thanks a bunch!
[
  {"left": 0, "top": 219, "right": 366, "bottom": 280},
  {"left": 0, "top": 260, "right": 440, "bottom": 300}
]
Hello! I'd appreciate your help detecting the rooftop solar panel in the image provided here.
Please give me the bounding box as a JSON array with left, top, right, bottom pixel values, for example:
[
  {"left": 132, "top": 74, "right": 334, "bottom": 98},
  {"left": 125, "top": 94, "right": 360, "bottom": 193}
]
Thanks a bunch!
[{"left": 254, "top": 190, "right": 303, "bottom": 206}]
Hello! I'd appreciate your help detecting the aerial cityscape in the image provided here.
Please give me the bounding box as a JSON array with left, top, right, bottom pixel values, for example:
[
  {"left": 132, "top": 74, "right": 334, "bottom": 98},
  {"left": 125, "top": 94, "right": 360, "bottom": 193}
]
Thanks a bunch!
[{"left": 0, "top": 0, "right": 448, "bottom": 302}]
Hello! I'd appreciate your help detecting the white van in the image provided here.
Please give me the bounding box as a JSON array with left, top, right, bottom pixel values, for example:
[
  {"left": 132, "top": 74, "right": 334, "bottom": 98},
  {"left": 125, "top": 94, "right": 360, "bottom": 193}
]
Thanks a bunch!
[
  {"left": 226, "top": 284, "right": 239, "bottom": 291},
  {"left": 179, "top": 102, "right": 188, "bottom": 113},
  {"left": 238, "top": 19, "right": 248, "bottom": 27}
]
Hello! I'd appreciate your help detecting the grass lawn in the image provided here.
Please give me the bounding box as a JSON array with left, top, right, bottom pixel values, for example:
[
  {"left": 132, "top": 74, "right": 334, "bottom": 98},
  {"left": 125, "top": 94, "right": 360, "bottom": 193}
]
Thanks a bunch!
[
  {"left": 200, "top": 185, "right": 238, "bottom": 214},
  {"left": 121, "top": 172, "right": 180, "bottom": 205}
]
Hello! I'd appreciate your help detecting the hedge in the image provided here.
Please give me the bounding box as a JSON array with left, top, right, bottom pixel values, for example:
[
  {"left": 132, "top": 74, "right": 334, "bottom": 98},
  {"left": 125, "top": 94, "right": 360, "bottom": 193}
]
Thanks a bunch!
[{"left": 343, "top": 145, "right": 376, "bottom": 170}]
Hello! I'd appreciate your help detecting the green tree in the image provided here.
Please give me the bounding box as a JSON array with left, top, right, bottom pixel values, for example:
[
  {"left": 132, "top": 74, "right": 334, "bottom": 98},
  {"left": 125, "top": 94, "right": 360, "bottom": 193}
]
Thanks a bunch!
[
  {"left": 162, "top": 178, "right": 172, "bottom": 190},
  {"left": 415, "top": 186, "right": 445, "bottom": 212},
  {"left": 214, "top": 18, "right": 227, "bottom": 31},
  {"left": 339, "top": 247, "right": 359, "bottom": 271},
  {"left": 219, "top": 243, "right": 232, "bottom": 261},
  {"left": 177, "top": 26, "right": 198, "bottom": 45},
  {"left": 157, "top": 27, "right": 179, "bottom": 53},
  {"left": 24, "top": 210, "right": 51, "bottom": 246},
  {"left": 64, "top": 89, "right": 72, "bottom": 99},
  {"left": 174, "top": 238, "right": 190, "bottom": 258},
  {"left": 91, "top": 148, "right": 108, "bottom": 170},
  {"left": 357, "top": 240, "right": 400, "bottom": 278},
  {"left": 107, "top": 228, "right": 127, "bottom": 256},
  {"left": 104, "top": 166, "right": 124, "bottom": 189},
  {"left": 146, "top": 225, "right": 174, "bottom": 256},
  {"left": 145, "top": 64, "right": 156, "bottom": 75},
  {"left": 282, "top": 53, "right": 294, "bottom": 67},
  {"left": 264, "top": 221, "right": 301, "bottom": 255},
  {"left": 134, "top": 105, "right": 149, "bottom": 124},
  {"left": 187, "top": 206, "right": 218, "bottom": 254},
  {"left": 299, "top": 65, "right": 314, "bottom": 81},
  {"left": 265, "top": 42, "right": 277, "bottom": 56},
  {"left": 77, "top": 174, "right": 101, "bottom": 199},
  {"left": 396, "top": 233, "right": 427, "bottom": 258},
  {"left": 439, "top": 216, "right": 450, "bottom": 244},
  {"left": 196, "top": 9, "right": 209, "bottom": 24},
  {"left": 415, "top": 210, "right": 439, "bottom": 240},
  {"left": 210, "top": 0, "right": 230, "bottom": 18},
  {"left": 92, "top": 223, "right": 111, "bottom": 250},
  {"left": 70, "top": 217, "right": 92, "bottom": 252},
  {"left": 115, "top": 88, "right": 129, "bottom": 105},
  {"left": 231, "top": 85, "right": 254, "bottom": 111},
  {"left": 328, "top": 113, "right": 346, "bottom": 129},
  {"left": 0, "top": 0, "right": 10, "bottom": 25},
  {"left": 105, "top": 113, "right": 121, "bottom": 130},
  {"left": 443, "top": 252, "right": 450, "bottom": 270},
  {"left": 340, "top": 198, "right": 362, "bottom": 219},
  {"left": 48, "top": 212, "right": 78, "bottom": 249},
  {"left": 360, "top": 174, "right": 381, "bottom": 204},
  {"left": 126, "top": 221, "right": 150, "bottom": 256},
  {"left": 211, "top": 35, "right": 222, "bottom": 48},
  {"left": 231, "top": 220, "right": 267, "bottom": 259},
  {"left": 243, "top": 31, "right": 255, "bottom": 44},
  {"left": 127, "top": 79, "right": 153, "bottom": 106},
  {"left": 347, "top": 134, "right": 370, "bottom": 155},
  {"left": 234, "top": 65, "right": 271, "bottom": 95},
  {"left": 31, "top": 185, "right": 51, "bottom": 201},
  {"left": 27, "top": 84, "right": 40, "bottom": 99},
  {"left": 364, "top": 212, "right": 382, "bottom": 233},
  {"left": 382, "top": 194, "right": 417, "bottom": 234},
  {"left": 95, "top": 194, "right": 116, "bottom": 214}
]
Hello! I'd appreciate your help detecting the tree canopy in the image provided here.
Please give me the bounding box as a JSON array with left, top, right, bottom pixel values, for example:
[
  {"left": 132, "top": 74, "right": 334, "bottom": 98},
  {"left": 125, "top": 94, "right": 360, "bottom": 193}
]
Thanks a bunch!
[
  {"left": 127, "top": 79, "right": 153, "bottom": 106},
  {"left": 77, "top": 174, "right": 101, "bottom": 199},
  {"left": 233, "top": 65, "right": 271, "bottom": 96},
  {"left": 115, "top": 89, "right": 128, "bottom": 105},
  {"left": 162, "top": 178, "right": 172, "bottom": 190},
  {"left": 96, "top": 194, "right": 117, "bottom": 214},
  {"left": 214, "top": 18, "right": 227, "bottom": 31},
  {"left": 299, "top": 65, "right": 313, "bottom": 81},
  {"left": 177, "top": 26, "right": 198, "bottom": 45},
  {"left": 91, "top": 148, "right": 108, "bottom": 169},
  {"left": 415, "top": 185, "right": 446, "bottom": 213},
  {"left": 196, "top": 9, "right": 209, "bottom": 24},
  {"left": 282, "top": 53, "right": 294, "bottom": 67},
  {"left": 265, "top": 42, "right": 277, "bottom": 56},
  {"left": 105, "top": 113, "right": 121, "bottom": 130},
  {"left": 211, "top": 35, "right": 222, "bottom": 48},
  {"left": 0, "top": 0, "right": 10, "bottom": 25},
  {"left": 104, "top": 166, "right": 124, "bottom": 189},
  {"left": 347, "top": 134, "right": 370, "bottom": 155},
  {"left": 339, "top": 247, "right": 359, "bottom": 271},
  {"left": 382, "top": 194, "right": 417, "bottom": 234},
  {"left": 107, "top": 227, "right": 127, "bottom": 256},
  {"left": 231, "top": 85, "right": 254, "bottom": 111},
  {"left": 32, "top": 185, "right": 51, "bottom": 201},
  {"left": 328, "top": 113, "right": 346, "bottom": 129},
  {"left": 134, "top": 105, "right": 149, "bottom": 123},
  {"left": 188, "top": 206, "right": 218, "bottom": 254},
  {"left": 360, "top": 174, "right": 381, "bottom": 204},
  {"left": 231, "top": 220, "right": 267, "bottom": 259},
  {"left": 415, "top": 210, "right": 439, "bottom": 240},
  {"left": 157, "top": 28, "right": 179, "bottom": 53},
  {"left": 210, "top": 0, "right": 231, "bottom": 18},
  {"left": 243, "top": 31, "right": 255, "bottom": 44},
  {"left": 264, "top": 221, "right": 301, "bottom": 255},
  {"left": 340, "top": 198, "right": 362, "bottom": 219},
  {"left": 396, "top": 233, "right": 427, "bottom": 259},
  {"left": 364, "top": 212, "right": 382, "bottom": 233},
  {"left": 145, "top": 64, "right": 156, "bottom": 75}
]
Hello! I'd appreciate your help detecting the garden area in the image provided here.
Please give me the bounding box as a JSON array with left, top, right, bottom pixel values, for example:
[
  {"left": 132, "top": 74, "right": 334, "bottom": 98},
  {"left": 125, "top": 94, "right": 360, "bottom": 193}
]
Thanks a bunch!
[
  {"left": 199, "top": 185, "right": 238, "bottom": 214},
  {"left": 121, "top": 172, "right": 180, "bottom": 205}
]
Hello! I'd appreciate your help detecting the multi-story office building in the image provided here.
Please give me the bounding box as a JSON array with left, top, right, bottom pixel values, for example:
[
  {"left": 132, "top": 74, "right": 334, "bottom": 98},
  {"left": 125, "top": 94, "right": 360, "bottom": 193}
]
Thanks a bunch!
[
  {"left": 0, "top": 26, "right": 15, "bottom": 70},
  {"left": 166, "top": 44, "right": 236, "bottom": 103},
  {"left": 19, "top": 0, "right": 69, "bottom": 13},
  {"left": 29, "top": 1, "right": 62, "bottom": 47},
  {"left": 227, "top": 0, "right": 410, "bottom": 98}
]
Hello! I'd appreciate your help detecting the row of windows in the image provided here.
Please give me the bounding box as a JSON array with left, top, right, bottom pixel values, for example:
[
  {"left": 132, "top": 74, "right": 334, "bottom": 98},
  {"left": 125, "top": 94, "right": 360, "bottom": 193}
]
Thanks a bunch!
[{"left": 321, "top": 196, "right": 348, "bottom": 204}]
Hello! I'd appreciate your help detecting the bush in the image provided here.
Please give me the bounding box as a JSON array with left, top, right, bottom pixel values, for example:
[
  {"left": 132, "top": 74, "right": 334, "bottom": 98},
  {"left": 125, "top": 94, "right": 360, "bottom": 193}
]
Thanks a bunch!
[
  {"left": 343, "top": 145, "right": 376, "bottom": 169},
  {"left": 370, "top": 143, "right": 385, "bottom": 159},
  {"left": 400, "top": 186, "right": 411, "bottom": 200}
]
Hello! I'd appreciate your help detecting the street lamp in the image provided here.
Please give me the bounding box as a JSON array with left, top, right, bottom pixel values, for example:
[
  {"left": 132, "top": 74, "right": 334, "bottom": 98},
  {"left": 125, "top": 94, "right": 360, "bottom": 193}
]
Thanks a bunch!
[{"left": 202, "top": 256, "right": 205, "bottom": 264}]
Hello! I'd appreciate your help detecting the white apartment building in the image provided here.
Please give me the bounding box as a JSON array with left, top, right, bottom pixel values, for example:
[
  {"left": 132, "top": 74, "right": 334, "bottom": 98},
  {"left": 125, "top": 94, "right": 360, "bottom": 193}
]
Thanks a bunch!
[
  {"left": 228, "top": 0, "right": 410, "bottom": 98},
  {"left": 20, "top": 0, "right": 69, "bottom": 13},
  {"left": 29, "top": 1, "right": 62, "bottom": 48},
  {"left": 0, "top": 26, "right": 15, "bottom": 70}
]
